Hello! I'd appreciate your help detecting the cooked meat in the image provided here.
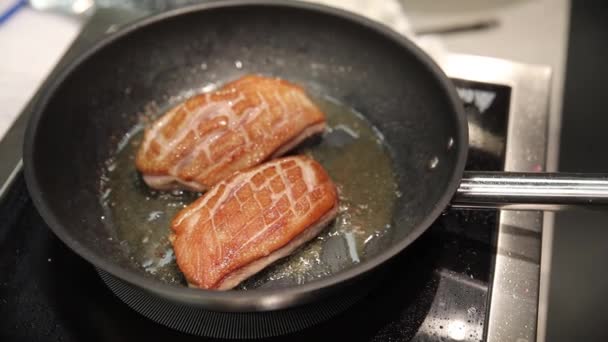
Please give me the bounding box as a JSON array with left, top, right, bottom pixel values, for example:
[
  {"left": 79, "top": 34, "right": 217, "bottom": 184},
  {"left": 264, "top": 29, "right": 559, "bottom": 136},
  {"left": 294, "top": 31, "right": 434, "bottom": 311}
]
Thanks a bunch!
[
  {"left": 135, "top": 75, "right": 326, "bottom": 192},
  {"left": 170, "top": 155, "right": 339, "bottom": 290}
]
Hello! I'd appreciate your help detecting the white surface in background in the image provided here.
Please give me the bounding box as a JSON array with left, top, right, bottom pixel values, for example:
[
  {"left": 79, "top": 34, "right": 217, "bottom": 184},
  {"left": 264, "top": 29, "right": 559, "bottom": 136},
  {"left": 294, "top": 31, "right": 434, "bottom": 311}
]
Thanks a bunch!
[
  {"left": 0, "top": 3, "right": 81, "bottom": 139},
  {"left": 402, "top": 0, "right": 570, "bottom": 171},
  {"left": 305, "top": 0, "right": 449, "bottom": 65}
]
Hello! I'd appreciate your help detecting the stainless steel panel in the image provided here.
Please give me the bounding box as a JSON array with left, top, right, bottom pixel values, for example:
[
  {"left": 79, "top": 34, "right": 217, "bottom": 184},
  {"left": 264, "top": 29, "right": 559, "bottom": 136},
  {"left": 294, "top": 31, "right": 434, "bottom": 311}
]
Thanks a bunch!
[{"left": 441, "top": 54, "right": 551, "bottom": 342}]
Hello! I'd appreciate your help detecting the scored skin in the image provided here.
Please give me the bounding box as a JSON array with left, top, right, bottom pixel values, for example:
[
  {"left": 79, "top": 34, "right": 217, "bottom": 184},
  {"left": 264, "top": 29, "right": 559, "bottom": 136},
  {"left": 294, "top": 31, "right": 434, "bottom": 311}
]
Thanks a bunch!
[
  {"left": 170, "top": 155, "right": 339, "bottom": 290},
  {"left": 135, "top": 75, "right": 327, "bottom": 192}
]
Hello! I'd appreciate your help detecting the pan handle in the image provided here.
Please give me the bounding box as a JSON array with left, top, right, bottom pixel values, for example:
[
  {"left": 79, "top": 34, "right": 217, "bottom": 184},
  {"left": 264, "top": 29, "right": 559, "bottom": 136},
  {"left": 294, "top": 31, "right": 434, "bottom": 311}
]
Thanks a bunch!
[{"left": 452, "top": 171, "right": 608, "bottom": 210}]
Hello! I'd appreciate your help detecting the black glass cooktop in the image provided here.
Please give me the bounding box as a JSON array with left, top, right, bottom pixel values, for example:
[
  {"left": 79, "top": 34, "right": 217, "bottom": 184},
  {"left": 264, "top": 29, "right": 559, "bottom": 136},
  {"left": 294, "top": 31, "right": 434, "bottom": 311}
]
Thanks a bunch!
[{"left": 0, "top": 78, "right": 510, "bottom": 342}]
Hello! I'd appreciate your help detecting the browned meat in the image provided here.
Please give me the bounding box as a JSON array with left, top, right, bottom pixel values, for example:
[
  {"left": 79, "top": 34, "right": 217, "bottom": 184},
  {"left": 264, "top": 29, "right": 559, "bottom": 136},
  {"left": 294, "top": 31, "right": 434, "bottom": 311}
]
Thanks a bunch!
[
  {"left": 136, "top": 75, "right": 326, "bottom": 192},
  {"left": 170, "top": 155, "right": 339, "bottom": 290}
]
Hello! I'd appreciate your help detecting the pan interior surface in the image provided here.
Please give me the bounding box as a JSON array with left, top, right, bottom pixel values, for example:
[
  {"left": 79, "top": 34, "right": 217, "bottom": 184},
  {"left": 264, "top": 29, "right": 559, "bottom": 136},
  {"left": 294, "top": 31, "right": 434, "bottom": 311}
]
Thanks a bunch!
[
  {"left": 100, "top": 94, "right": 398, "bottom": 289},
  {"left": 25, "top": 2, "right": 465, "bottom": 304}
]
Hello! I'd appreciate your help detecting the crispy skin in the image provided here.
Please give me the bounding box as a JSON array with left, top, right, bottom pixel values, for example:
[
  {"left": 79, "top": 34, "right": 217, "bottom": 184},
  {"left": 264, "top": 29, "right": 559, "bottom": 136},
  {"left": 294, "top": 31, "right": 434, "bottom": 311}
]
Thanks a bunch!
[
  {"left": 170, "top": 155, "right": 338, "bottom": 290},
  {"left": 135, "top": 75, "right": 326, "bottom": 191}
]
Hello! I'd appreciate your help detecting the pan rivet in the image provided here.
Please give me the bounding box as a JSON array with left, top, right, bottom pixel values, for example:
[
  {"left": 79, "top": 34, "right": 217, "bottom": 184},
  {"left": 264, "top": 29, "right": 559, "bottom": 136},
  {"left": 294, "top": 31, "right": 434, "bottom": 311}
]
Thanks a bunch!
[{"left": 428, "top": 156, "right": 439, "bottom": 170}]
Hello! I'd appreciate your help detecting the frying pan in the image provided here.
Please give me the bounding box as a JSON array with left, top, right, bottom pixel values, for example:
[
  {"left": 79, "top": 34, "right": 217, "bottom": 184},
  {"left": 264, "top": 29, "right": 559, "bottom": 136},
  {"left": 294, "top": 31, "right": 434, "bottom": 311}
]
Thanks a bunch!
[{"left": 22, "top": 0, "right": 608, "bottom": 337}]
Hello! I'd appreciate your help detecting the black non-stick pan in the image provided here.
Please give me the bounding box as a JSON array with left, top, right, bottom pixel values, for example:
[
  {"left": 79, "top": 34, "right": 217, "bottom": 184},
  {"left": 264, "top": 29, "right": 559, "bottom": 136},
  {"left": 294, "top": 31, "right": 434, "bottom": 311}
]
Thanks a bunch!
[{"left": 22, "top": 0, "right": 608, "bottom": 338}]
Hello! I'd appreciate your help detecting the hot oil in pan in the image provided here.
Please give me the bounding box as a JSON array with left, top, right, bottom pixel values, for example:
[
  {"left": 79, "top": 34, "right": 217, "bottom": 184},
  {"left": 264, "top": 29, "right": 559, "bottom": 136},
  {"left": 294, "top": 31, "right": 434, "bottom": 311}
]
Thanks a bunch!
[
  {"left": 100, "top": 95, "right": 398, "bottom": 289},
  {"left": 99, "top": 122, "right": 198, "bottom": 284}
]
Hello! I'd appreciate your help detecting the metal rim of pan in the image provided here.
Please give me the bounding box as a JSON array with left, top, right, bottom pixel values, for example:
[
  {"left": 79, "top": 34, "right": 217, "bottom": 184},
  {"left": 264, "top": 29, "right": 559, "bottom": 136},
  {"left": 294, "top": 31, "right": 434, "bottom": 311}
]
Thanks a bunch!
[{"left": 23, "top": 0, "right": 468, "bottom": 311}]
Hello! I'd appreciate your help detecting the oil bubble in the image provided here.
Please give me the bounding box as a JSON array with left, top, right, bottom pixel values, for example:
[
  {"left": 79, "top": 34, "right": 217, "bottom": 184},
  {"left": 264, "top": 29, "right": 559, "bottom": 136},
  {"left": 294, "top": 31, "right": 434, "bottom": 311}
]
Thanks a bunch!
[{"left": 429, "top": 156, "right": 439, "bottom": 170}]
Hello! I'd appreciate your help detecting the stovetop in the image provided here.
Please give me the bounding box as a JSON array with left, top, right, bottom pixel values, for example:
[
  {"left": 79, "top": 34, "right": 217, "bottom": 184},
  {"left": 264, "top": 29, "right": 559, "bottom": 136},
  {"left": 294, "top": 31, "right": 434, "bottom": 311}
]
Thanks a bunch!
[
  {"left": 0, "top": 171, "right": 492, "bottom": 342},
  {"left": 0, "top": 5, "right": 551, "bottom": 342}
]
